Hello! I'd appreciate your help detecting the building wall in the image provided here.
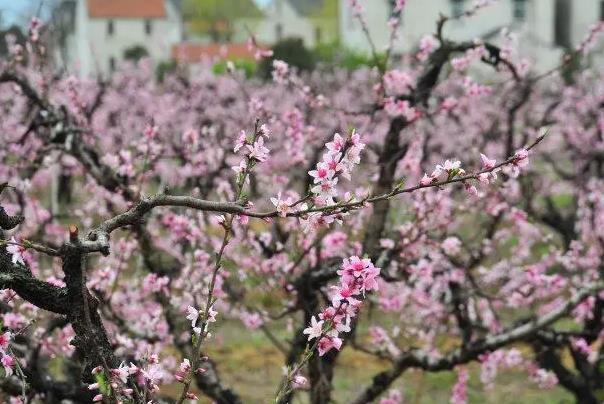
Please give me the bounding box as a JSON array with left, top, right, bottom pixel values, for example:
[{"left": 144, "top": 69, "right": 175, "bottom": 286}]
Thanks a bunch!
[
  {"left": 62, "top": 0, "right": 182, "bottom": 76},
  {"left": 254, "top": 0, "right": 317, "bottom": 46},
  {"left": 234, "top": 0, "right": 338, "bottom": 48},
  {"left": 339, "top": 0, "right": 602, "bottom": 71},
  {"left": 569, "top": 0, "right": 599, "bottom": 45}
]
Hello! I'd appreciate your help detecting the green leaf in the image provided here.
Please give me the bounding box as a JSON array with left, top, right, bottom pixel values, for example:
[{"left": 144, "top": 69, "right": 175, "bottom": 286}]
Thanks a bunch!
[{"left": 95, "top": 372, "right": 111, "bottom": 396}]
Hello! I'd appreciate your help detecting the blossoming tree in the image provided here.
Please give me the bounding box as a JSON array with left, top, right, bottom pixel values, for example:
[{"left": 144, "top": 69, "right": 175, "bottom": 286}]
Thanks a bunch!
[{"left": 0, "top": 2, "right": 603, "bottom": 403}]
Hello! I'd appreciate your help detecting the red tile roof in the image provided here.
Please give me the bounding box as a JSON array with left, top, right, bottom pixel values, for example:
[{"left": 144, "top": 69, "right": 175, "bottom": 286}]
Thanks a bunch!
[
  {"left": 172, "top": 43, "right": 263, "bottom": 63},
  {"left": 87, "top": 0, "right": 166, "bottom": 19}
]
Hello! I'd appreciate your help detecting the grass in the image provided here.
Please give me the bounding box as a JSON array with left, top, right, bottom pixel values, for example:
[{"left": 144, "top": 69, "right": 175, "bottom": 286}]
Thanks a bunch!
[{"left": 164, "top": 321, "right": 575, "bottom": 403}]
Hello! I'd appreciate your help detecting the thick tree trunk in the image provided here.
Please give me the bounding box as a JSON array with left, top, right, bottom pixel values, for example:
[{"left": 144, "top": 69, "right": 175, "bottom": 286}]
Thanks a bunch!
[{"left": 62, "top": 251, "right": 117, "bottom": 377}]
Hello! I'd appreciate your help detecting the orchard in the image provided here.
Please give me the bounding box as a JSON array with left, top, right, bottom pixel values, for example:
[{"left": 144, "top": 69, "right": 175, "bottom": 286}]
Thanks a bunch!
[{"left": 0, "top": 1, "right": 604, "bottom": 403}]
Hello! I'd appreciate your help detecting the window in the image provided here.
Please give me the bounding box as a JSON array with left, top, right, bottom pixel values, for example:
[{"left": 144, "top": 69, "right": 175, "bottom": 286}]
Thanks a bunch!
[
  {"left": 451, "top": 0, "right": 465, "bottom": 17},
  {"left": 513, "top": 0, "right": 526, "bottom": 22},
  {"left": 314, "top": 27, "right": 322, "bottom": 44},
  {"left": 276, "top": 23, "right": 283, "bottom": 41},
  {"left": 109, "top": 57, "right": 116, "bottom": 72},
  {"left": 554, "top": 0, "right": 571, "bottom": 48},
  {"left": 145, "top": 19, "right": 152, "bottom": 35},
  {"left": 600, "top": 0, "right": 604, "bottom": 20},
  {"left": 107, "top": 20, "right": 114, "bottom": 35}
]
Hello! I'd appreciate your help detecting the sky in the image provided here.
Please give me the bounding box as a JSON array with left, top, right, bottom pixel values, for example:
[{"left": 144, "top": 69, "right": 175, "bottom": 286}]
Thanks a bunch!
[
  {"left": 0, "top": 0, "right": 52, "bottom": 27},
  {"left": 0, "top": 0, "right": 28, "bottom": 26}
]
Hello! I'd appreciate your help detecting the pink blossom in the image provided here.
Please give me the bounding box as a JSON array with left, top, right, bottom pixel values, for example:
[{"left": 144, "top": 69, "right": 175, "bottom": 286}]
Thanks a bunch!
[
  {"left": 246, "top": 137, "right": 270, "bottom": 162},
  {"left": 464, "top": 182, "right": 479, "bottom": 197},
  {"left": 272, "top": 60, "right": 289, "bottom": 84},
  {"left": 384, "top": 98, "right": 417, "bottom": 121},
  {"left": 270, "top": 192, "right": 293, "bottom": 217},
  {"left": 326, "top": 133, "right": 346, "bottom": 155},
  {"left": 303, "top": 316, "right": 324, "bottom": 341},
  {"left": 480, "top": 153, "right": 496, "bottom": 170},
  {"left": 143, "top": 123, "right": 159, "bottom": 139},
  {"left": 292, "top": 374, "right": 308, "bottom": 389},
  {"left": 6, "top": 238, "right": 25, "bottom": 266},
  {"left": 0, "top": 332, "right": 11, "bottom": 350},
  {"left": 441, "top": 97, "right": 458, "bottom": 111},
  {"left": 530, "top": 368, "right": 558, "bottom": 389},
  {"left": 442, "top": 237, "right": 462, "bottom": 255},
  {"left": 380, "top": 389, "right": 403, "bottom": 404},
  {"left": 317, "top": 336, "right": 343, "bottom": 356},
  {"left": 417, "top": 35, "right": 439, "bottom": 61},
  {"left": 231, "top": 160, "right": 247, "bottom": 175},
  {"left": 384, "top": 70, "right": 414, "bottom": 96},
  {"left": 450, "top": 367, "right": 468, "bottom": 404},
  {"left": 420, "top": 174, "right": 434, "bottom": 186},
  {"left": 513, "top": 148, "right": 529, "bottom": 168},
  {"left": 174, "top": 358, "right": 191, "bottom": 382},
  {"left": 309, "top": 162, "right": 335, "bottom": 184},
  {"left": 186, "top": 306, "right": 199, "bottom": 328},
  {"left": 1, "top": 354, "right": 15, "bottom": 377},
  {"left": 112, "top": 362, "right": 130, "bottom": 383},
  {"left": 311, "top": 178, "right": 339, "bottom": 202},
  {"left": 234, "top": 130, "right": 247, "bottom": 153},
  {"left": 28, "top": 17, "right": 42, "bottom": 42},
  {"left": 241, "top": 312, "right": 264, "bottom": 330}
]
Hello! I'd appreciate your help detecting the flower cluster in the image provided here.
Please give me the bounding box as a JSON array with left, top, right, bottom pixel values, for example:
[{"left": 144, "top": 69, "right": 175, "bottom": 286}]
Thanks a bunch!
[
  {"left": 420, "top": 159, "right": 465, "bottom": 187},
  {"left": 247, "top": 36, "right": 273, "bottom": 60},
  {"left": 477, "top": 153, "right": 499, "bottom": 185},
  {"left": 384, "top": 98, "right": 418, "bottom": 120},
  {"left": 419, "top": 148, "right": 530, "bottom": 197},
  {"left": 417, "top": 35, "right": 439, "bottom": 61},
  {"left": 6, "top": 238, "right": 25, "bottom": 266},
  {"left": 272, "top": 60, "right": 290, "bottom": 84},
  {"left": 450, "top": 367, "right": 468, "bottom": 404},
  {"left": 89, "top": 356, "right": 166, "bottom": 402},
  {"left": 0, "top": 332, "right": 15, "bottom": 377},
  {"left": 383, "top": 69, "right": 415, "bottom": 96},
  {"left": 451, "top": 45, "right": 487, "bottom": 71},
  {"left": 303, "top": 256, "right": 380, "bottom": 356},
  {"left": 233, "top": 125, "right": 271, "bottom": 163},
  {"left": 186, "top": 305, "right": 218, "bottom": 335},
  {"left": 380, "top": 389, "right": 403, "bottom": 404},
  {"left": 270, "top": 191, "right": 298, "bottom": 218},
  {"left": 307, "top": 131, "right": 365, "bottom": 205}
]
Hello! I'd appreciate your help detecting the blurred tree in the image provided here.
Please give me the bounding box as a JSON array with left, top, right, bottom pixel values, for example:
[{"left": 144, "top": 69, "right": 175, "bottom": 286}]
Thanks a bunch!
[
  {"left": 123, "top": 45, "right": 149, "bottom": 62},
  {"left": 258, "top": 37, "right": 315, "bottom": 79},
  {"left": 183, "top": 0, "right": 263, "bottom": 42},
  {"left": 0, "top": 25, "right": 25, "bottom": 58}
]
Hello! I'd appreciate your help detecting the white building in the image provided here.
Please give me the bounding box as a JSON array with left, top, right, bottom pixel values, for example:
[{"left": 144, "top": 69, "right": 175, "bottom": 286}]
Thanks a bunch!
[
  {"left": 52, "top": 0, "right": 184, "bottom": 77},
  {"left": 239, "top": 0, "right": 316, "bottom": 46},
  {"left": 339, "top": 0, "right": 604, "bottom": 71},
  {"left": 234, "top": 0, "right": 339, "bottom": 48}
]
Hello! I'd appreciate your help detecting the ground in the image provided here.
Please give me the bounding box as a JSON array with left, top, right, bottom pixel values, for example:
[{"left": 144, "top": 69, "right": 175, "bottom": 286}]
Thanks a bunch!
[{"left": 163, "top": 320, "right": 575, "bottom": 403}]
